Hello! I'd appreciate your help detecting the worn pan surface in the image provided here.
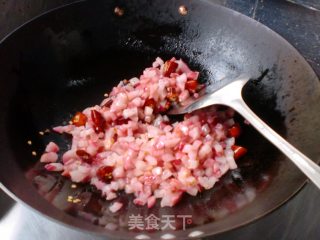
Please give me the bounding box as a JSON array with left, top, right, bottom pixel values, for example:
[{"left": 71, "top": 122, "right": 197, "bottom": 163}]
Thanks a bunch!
[{"left": 0, "top": 0, "right": 320, "bottom": 239}]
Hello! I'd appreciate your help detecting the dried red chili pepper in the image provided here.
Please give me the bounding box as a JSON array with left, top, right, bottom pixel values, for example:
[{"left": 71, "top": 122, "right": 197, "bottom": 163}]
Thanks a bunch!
[
  {"left": 185, "top": 79, "right": 198, "bottom": 92},
  {"left": 232, "top": 145, "right": 247, "bottom": 160},
  {"left": 228, "top": 124, "right": 241, "bottom": 138},
  {"left": 72, "top": 112, "right": 87, "bottom": 127},
  {"left": 96, "top": 166, "right": 114, "bottom": 183},
  {"left": 76, "top": 149, "right": 93, "bottom": 164},
  {"left": 163, "top": 60, "right": 178, "bottom": 77},
  {"left": 91, "top": 110, "right": 106, "bottom": 133}
]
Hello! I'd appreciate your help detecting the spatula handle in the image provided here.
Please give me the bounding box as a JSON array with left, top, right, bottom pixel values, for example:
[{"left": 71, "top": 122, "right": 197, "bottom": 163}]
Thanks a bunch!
[{"left": 230, "top": 96, "right": 320, "bottom": 189}]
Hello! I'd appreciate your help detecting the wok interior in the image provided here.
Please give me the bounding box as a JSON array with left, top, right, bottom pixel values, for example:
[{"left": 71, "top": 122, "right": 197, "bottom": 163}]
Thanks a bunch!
[{"left": 1, "top": 0, "right": 320, "bottom": 238}]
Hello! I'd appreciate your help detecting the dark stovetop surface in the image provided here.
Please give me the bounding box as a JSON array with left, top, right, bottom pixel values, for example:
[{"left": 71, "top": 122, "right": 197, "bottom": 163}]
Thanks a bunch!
[{"left": 0, "top": 0, "right": 320, "bottom": 239}]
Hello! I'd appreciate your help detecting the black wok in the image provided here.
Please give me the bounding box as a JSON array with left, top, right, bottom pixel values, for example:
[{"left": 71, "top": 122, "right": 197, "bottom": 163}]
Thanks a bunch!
[{"left": 0, "top": 0, "right": 320, "bottom": 239}]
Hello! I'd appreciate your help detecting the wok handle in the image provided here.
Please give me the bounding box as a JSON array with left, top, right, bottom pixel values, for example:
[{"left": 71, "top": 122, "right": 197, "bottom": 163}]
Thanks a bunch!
[{"left": 230, "top": 97, "right": 320, "bottom": 190}]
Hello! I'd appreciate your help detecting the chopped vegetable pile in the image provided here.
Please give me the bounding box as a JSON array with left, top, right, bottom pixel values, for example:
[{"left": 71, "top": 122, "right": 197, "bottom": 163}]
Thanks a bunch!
[{"left": 40, "top": 57, "right": 247, "bottom": 212}]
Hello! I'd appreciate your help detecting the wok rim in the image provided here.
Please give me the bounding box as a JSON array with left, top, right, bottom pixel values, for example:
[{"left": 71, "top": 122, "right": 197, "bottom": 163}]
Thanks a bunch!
[{"left": 0, "top": 0, "right": 318, "bottom": 239}]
